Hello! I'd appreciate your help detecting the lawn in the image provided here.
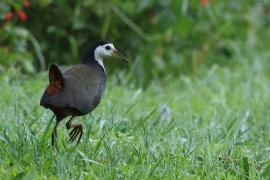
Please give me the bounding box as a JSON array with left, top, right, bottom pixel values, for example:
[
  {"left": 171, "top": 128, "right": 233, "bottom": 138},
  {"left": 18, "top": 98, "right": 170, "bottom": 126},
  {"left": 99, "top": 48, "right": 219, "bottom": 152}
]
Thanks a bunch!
[{"left": 1, "top": 47, "right": 270, "bottom": 179}]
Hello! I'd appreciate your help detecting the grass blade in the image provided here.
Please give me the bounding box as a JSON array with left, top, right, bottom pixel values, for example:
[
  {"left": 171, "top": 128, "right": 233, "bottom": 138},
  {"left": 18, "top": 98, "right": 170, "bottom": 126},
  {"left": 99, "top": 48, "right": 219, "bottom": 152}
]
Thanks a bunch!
[
  {"left": 262, "top": 164, "right": 270, "bottom": 178},
  {"left": 242, "top": 156, "right": 249, "bottom": 179},
  {"left": 40, "top": 115, "right": 55, "bottom": 149}
]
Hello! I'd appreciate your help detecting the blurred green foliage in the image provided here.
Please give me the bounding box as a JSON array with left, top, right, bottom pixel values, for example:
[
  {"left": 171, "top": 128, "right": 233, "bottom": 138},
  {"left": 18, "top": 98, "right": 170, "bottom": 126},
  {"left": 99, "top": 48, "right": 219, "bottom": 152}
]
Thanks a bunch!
[
  {"left": 1, "top": 0, "right": 270, "bottom": 85},
  {"left": 2, "top": 1, "right": 270, "bottom": 178}
]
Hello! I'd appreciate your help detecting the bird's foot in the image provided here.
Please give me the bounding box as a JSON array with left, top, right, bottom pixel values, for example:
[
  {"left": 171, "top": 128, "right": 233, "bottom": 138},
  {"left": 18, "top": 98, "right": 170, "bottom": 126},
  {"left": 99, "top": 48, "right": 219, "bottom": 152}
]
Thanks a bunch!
[{"left": 69, "top": 125, "right": 83, "bottom": 145}]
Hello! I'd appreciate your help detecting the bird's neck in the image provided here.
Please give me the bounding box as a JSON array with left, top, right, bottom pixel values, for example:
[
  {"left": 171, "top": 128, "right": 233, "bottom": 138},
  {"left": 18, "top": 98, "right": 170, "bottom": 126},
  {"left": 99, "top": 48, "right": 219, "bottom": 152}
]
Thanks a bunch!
[
  {"left": 94, "top": 53, "right": 105, "bottom": 71},
  {"left": 81, "top": 51, "right": 105, "bottom": 72}
]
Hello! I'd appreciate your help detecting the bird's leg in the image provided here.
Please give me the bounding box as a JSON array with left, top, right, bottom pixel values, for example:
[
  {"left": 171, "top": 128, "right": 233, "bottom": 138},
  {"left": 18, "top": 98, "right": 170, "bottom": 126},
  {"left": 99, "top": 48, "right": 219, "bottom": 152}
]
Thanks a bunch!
[
  {"left": 66, "top": 115, "right": 83, "bottom": 145},
  {"left": 52, "top": 120, "right": 60, "bottom": 147}
]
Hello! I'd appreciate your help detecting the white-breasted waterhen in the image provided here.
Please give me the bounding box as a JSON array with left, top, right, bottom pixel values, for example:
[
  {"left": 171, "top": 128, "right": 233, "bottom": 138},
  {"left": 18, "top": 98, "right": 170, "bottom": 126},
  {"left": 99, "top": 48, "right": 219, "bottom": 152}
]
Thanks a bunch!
[{"left": 40, "top": 40, "right": 128, "bottom": 146}]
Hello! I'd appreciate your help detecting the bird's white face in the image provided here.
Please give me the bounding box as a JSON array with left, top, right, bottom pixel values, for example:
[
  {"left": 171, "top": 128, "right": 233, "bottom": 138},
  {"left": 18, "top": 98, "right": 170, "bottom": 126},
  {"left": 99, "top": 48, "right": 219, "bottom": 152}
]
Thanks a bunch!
[
  {"left": 93, "top": 43, "right": 116, "bottom": 70},
  {"left": 94, "top": 42, "right": 128, "bottom": 70},
  {"left": 94, "top": 43, "right": 115, "bottom": 59}
]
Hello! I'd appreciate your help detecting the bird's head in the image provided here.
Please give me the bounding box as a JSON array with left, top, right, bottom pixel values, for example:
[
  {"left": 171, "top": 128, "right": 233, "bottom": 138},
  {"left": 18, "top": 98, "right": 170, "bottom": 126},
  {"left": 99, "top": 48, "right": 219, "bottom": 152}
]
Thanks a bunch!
[
  {"left": 82, "top": 40, "right": 128, "bottom": 68},
  {"left": 82, "top": 40, "right": 128, "bottom": 67},
  {"left": 94, "top": 41, "right": 128, "bottom": 63}
]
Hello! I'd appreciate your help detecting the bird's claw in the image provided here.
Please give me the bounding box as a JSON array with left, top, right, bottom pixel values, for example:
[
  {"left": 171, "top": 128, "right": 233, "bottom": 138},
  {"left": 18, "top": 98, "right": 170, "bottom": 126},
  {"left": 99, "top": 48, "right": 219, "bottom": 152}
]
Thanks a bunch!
[{"left": 69, "top": 126, "right": 83, "bottom": 145}]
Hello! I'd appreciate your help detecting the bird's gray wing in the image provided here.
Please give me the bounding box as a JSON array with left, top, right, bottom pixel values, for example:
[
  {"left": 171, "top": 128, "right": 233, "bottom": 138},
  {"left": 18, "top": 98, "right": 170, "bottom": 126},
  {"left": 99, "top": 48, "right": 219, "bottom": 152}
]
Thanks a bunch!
[{"left": 43, "top": 64, "right": 106, "bottom": 114}]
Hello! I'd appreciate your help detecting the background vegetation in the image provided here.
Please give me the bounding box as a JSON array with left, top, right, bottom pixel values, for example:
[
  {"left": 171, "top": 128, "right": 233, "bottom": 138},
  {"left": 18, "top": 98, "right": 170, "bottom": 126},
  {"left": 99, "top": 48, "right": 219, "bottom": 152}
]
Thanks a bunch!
[{"left": 1, "top": 0, "right": 270, "bottom": 179}]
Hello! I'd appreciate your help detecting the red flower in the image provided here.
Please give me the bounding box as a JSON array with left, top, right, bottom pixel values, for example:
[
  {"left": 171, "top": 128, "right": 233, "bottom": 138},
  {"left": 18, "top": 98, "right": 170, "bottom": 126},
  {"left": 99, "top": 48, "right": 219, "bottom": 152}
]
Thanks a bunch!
[
  {"left": 4, "top": 12, "right": 14, "bottom": 21},
  {"left": 23, "top": 0, "right": 30, "bottom": 8},
  {"left": 200, "top": 0, "right": 209, "bottom": 6},
  {"left": 17, "top": 10, "right": 28, "bottom": 21}
]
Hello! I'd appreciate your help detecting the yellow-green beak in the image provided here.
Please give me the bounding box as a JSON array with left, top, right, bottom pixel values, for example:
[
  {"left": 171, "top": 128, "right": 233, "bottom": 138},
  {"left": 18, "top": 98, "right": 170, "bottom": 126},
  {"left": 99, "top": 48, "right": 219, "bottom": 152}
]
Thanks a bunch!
[{"left": 113, "top": 48, "right": 129, "bottom": 63}]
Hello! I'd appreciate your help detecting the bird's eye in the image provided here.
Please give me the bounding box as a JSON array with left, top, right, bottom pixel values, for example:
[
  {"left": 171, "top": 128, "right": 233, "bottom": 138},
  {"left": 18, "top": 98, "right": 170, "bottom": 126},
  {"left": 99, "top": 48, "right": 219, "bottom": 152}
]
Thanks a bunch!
[{"left": 105, "top": 46, "right": 111, "bottom": 50}]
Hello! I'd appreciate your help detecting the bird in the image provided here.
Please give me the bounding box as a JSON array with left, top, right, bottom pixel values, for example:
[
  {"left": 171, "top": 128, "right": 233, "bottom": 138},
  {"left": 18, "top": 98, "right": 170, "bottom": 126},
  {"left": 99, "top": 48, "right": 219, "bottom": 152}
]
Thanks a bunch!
[{"left": 40, "top": 40, "right": 128, "bottom": 146}]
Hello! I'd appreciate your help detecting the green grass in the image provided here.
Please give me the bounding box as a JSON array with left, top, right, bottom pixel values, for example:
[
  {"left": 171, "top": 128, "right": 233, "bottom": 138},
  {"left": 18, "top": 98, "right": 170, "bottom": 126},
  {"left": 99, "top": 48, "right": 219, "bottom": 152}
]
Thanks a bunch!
[{"left": 1, "top": 51, "right": 270, "bottom": 179}]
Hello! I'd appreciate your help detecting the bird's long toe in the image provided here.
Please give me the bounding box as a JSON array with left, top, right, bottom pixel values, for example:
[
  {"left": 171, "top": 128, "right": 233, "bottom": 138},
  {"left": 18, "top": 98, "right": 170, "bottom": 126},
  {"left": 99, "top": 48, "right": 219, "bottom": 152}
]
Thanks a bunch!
[
  {"left": 69, "top": 128, "right": 78, "bottom": 138},
  {"left": 69, "top": 129, "right": 79, "bottom": 142},
  {"left": 68, "top": 126, "right": 83, "bottom": 144},
  {"left": 76, "top": 130, "right": 83, "bottom": 145}
]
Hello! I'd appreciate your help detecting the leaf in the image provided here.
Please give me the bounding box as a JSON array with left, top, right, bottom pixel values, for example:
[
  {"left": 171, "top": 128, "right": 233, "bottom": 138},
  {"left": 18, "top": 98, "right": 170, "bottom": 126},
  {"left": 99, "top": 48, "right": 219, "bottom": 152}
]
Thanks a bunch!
[
  {"left": 39, "top": 115, "right": 54, "bottom": 150},
  {"left": 262, "top": 164, "right": 270, "bottom": 178},
  {"left": 90, "top": 134, "right": 105, "bottom": 159},
  {"left": 13, "top": 172, "right": 25, "bottom": 180},
  {"left": 148, "top": 156, "right": 164, "bottom": 179},
  {"left": 78, "top": 150, "right": 102, "bottom": 166},
  {"left": 242, "top": 157, "right": 249, "bottom": 179}
]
